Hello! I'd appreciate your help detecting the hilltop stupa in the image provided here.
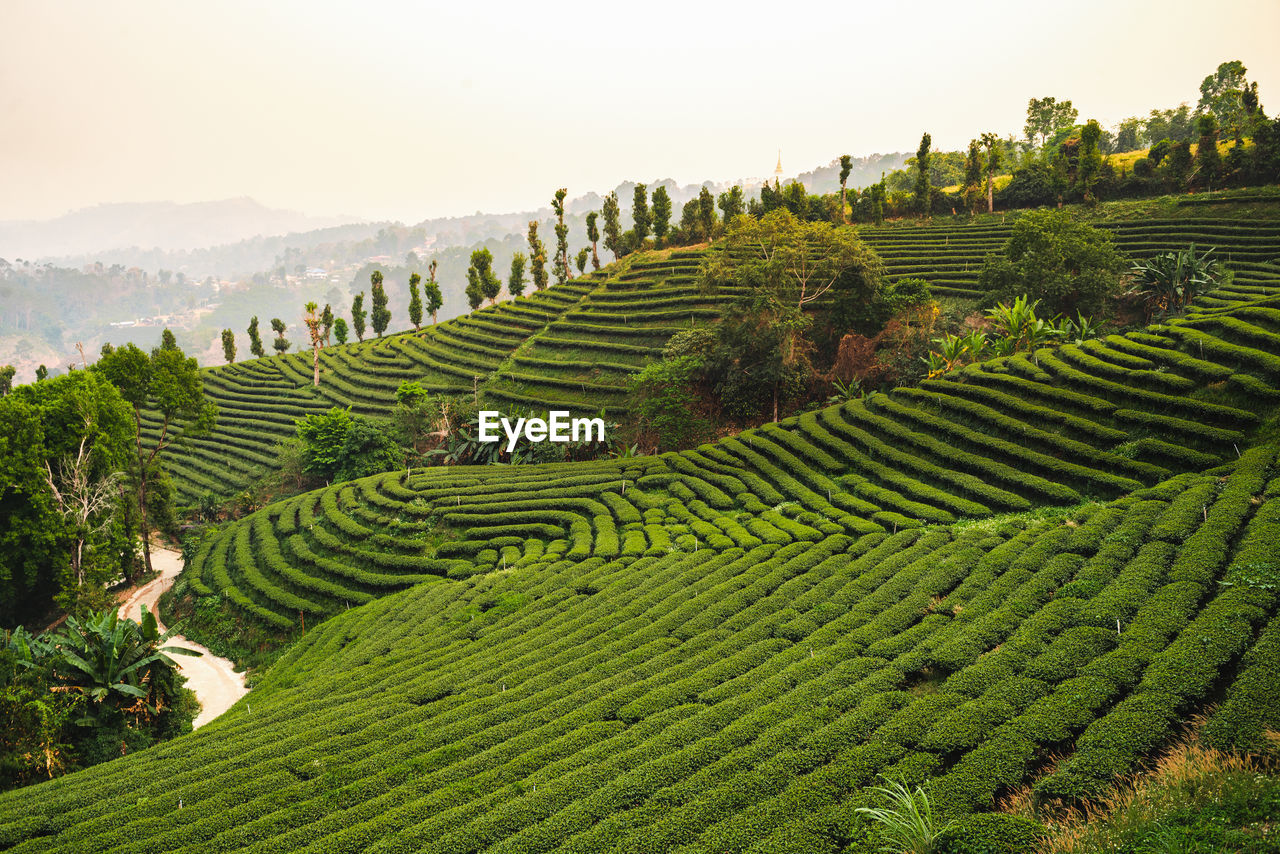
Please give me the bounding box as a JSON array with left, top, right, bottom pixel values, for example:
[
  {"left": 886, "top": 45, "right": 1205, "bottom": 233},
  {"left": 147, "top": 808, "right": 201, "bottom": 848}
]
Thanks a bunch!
[{"left": 774, "top": 150, "right": 784, "bottom": 181}]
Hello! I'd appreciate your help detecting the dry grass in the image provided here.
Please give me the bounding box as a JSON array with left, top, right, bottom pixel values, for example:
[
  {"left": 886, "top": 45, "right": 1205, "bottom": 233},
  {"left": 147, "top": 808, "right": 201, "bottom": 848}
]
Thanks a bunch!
[{"left": 1000, "top": 718, "right": 1279, "bottom": 852}]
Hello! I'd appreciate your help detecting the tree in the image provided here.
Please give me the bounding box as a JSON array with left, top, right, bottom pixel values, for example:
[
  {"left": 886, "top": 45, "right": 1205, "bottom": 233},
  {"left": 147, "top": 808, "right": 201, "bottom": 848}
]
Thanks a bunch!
[
  {"left": 1197, "top": 60, "right": 1249, "bottom": 140},
  {"left": 0, "top": 365, "right": 14, "bottom": 396},
  {"left": 467, "top": 248, "right": 501, "bottom": 306},
  {"left": 370, "top": 271, "right": 390, "bottom": 337},
  {"left": 838, "top": 154, "right": 853, "bottom": 223},
  {"left": 527, "top": 221, "right": 548, "bottom": 290},
  {"left": 320, "top": 304, "right": 334, "bottom": 345},
  {"left": 1077, "top": 120, "right": 1103, "bottom": 202},
  {"left": 585, "top": 211, "right": 601, "bottom": 270},
  {"left": 247, "top": 316, "right": 265, "bottom": 358},
  {"left": 1195, "top": 114, "right": 1222, "bottom": 188},
  {"left": 575, "top": 248, "right": 589, "bottom": 275},
  {"left": 978, "top": 209, "right": 1124, "bottom": 316},
  {"left": 1115, "top": 117, "right": 1145, "bottom": 152},
  {"left": 1167, "top": 140, "right": 1194, "bottom": 188},
  {"left": 351, "top": 292, "right": 367, "bottom": 342},
  {"left": 35, "top": 365, "right": 48, "bottom": 382},
  {"left": 631, "top": 183, "right": 651, "bottom": 245},
  {"left": 717, "top": 186, "right": 744, "bottom": 225},
  {"left": 302, "top": 302, "right": 325, "bottom": 387},
  {"left": 698, "top": 187, "right": 716, "bottom": 239},
  {"left": 158, "top": 329, "right": 177, "bottom": 352},
  {"left": 424, "top": 262, "right": 443, "bottom": 325},
  {"left": 333, "top": 317, "right": 349, "bottom": 344},
  {"left": 270, "top": 319, "right": 290, "bottom": 354},
  {"left": 407, "top": 273, "right": 423, "bottom": 331},
  {"left": 1, "top": 372, "right": 134, "bottom": 623},
  {"left": 1025, "top": 97, "right": 1078, "bottom": 147},
  {"left": 508, "top": 253, "right": 528, "bottom": 298},
  {"left": 295, "top": 407, "right": 400, "bottom": 483},
  {"left": 602, "top": 192, "right": 623, "bottom": 261},
  {"left": 465, "top": 277, "right": 483, "bottom": 311},
  {"left": 962, "top": 140, "right": 983, "bottom": 213},
  {"left": 220, "top": 329, "right": 236, "bottom": 364},
  {"left": 980, "top": 133, "right": 1002, "bottom": 213},
  {"left": 699, "top": 209, "right": 883, "bottom": 421},
  {"left": 914, "top": 133, "right": 932, "bottom": 216},
  {"left": 95, "top": 343, "right": 214, "bottom": 578},
  {"left": 651, "top": 186, "right": 672, "bottom": 243},
  {"left": 552, "top": 189, "right": 571, "bottom": 285}
]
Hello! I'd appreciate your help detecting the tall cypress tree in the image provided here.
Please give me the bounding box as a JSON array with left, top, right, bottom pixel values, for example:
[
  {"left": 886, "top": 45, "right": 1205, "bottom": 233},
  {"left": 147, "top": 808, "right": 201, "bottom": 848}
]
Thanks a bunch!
[
  {"left": 552, "top": 189, "right": 570, "bottom": 286},
  {"left": 838, "top": 155, "right": 853, "bottom": 223},
  {"left": 425, "top": 260, "right": 443, "bottom": 324},
  {"left": 914, "top": 132, "right": 932, "bottom": 216},
  {"left": 351, "top": 292, "right": 367, "bottom": 342},
  {"left": 602, "top": 192, "right": 623, "bottom": 261},
  {"left": 247, "top": 316, "right": 265, "bottom": 358},
  {"left": 585, "top": 211, "right": 601, "bottom": 270},
  {"left": 408, "top": 272, "right": 423, "bottom": 331},
  {"left": 221, "top": 329, "right": 236, "bottom": 364},
  {"left": 370, "top": 270, "right": 390, "bottom": 337},
  {"left": 508, "top": 252, "right": 528, "bottom": 298},
  {"left": 631, "top": 183, "right": 650, "bottom": 246},
  {"left": 528, "top": 221, "right": 548, "bottom": 290},
  {"left": 651, "top": 186, "right": 671, "bottom": 243}
]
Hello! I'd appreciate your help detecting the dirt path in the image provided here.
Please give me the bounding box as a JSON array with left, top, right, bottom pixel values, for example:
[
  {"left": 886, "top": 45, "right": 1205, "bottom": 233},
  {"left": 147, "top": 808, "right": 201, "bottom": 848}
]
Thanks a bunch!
[{"left": 117, "top": 548, "right": 248, "bottom": 728}]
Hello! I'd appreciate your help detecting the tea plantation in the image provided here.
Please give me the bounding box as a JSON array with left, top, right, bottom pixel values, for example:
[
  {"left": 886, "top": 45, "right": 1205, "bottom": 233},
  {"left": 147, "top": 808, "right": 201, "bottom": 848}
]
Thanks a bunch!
[
  {"left": 151, "top": 215, "right": 1280, "bottom": 508},
  {"left": 3, "top": 274, "right": 1280, "bottom": 850}
]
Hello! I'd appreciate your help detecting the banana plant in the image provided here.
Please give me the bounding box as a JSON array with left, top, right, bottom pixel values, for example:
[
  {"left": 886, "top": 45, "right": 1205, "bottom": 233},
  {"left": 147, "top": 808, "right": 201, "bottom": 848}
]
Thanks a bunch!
[
  {"left": 50, "top": 607, "right": 199, "bottom": 720},
  {"left": 1129, "top": 244, "right": 1223, "bottom": 318}
]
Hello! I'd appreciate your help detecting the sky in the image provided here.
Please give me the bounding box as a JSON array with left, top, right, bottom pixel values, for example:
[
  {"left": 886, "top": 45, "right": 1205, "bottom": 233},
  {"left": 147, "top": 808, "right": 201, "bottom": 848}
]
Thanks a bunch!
[{"left": 3, "top": 0, "right": 1279, "bottom": 224}]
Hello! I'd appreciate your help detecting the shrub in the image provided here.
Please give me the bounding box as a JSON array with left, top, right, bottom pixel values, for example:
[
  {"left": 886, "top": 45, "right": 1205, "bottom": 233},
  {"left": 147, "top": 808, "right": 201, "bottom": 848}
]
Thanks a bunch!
[
  {"left": 978, "top": 210, "right": 1125, "bottom": 316},
  {"left": 938, "top": 813, "right": 1047, "bottom": 854}
]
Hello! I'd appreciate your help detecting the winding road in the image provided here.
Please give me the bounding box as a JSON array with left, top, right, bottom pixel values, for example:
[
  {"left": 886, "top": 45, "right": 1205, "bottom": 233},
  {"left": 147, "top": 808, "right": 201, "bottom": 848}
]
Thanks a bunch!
[{"left": 117, "top": 547, "right": 248, "bottom": 728}]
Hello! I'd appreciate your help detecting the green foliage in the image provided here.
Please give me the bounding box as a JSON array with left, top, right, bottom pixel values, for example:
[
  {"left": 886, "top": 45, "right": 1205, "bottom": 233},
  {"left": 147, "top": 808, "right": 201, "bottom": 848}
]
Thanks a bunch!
[
  {"left": 1025, "top": 96, "right": 1078, "bottom": 147},
  {"left": 628, "top": 353, "right": 711, "bottom": 451},
  {"left": 915, "top": 133, "right": 933, "bottom": 215},
  {"left": 2, "top": 608, "right": 197, "bottom": 791},
  {"left": 370, "top": 270, "right": 391, "bottom": 337},
  {"left": 1195, "top": 114, "right": 1222, "bottom": 187},
  {"left": 602, "top": 191, "right": 623, "bottom": 260},
  {"left": 1197, "top": 59, "right": 1249, "bottom": 138},
  {"left": 332, "top": 317, "right": 349, "bottom": 344},
  {"left": 269, "top": 317, "right": 290, "bottom": 354},
  {"left": 0, "top": 366, "right": 13, "bottom": 397},
  {"left": 585, "top": 211, "right": 601, "bottom": 270},
  {"left": 0, "top": 371, "right": 135, "bottom": 625},
  {"left": 247, "top": 315, "right": 264, "bottom": 358},
  {"left": 294, "top": 407, "right": 400, "bottom": 484},
  {"left": 423, "top": 263, "right": 444, "bottom": 324},
  {"left": 407, "top": 272, "right": 423, "bottom": 331},
  {"left": 507, "top": 252, "right": 527, "bottom": 298},
  {"left": 651, "top": 186, "right": 672, "bottom": 241},
  {"left": 1128, "top": 244, "right": 1224, "bottom": 318},
  {"left": 466, "top": 248, "right": 502, "bottom": 307},
  {"left": 220, "top": 329, "right": 235, "bottom": 364},
  {"left": 351, "top": 291, "right": 367, "bottom": 342},
  {"left": 631, "top": 183, "right": 650, "bottom": 245},
  {"left": 1077, "top": 119, "right": 1103, "bottom": 201},
  {"left": 527, "top": 221, "right": 548, "bottom": 291},
  {"left": 979, "top": 210, "right": 1124, "bottom": 316},
  {"left": 552, "top": 188, "right": 570, "bottom": 286},
  {"left": 856, "top": 776, "right": 957, "bottom": 853},
  {"left": 937, "top": 813, "right": 1046, "bottom": 854}
]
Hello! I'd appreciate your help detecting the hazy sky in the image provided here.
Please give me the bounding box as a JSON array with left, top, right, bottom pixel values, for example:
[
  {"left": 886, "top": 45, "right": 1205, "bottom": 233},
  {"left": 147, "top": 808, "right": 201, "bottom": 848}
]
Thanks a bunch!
[{"left": 4, "top": 0, "right": 1278, "bottom": 224}]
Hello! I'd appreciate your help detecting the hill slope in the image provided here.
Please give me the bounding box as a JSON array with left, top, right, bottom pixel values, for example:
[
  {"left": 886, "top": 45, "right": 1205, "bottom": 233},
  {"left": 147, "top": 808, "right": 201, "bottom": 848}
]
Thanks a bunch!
[
  {"left": 4, "top": 285, "right": 1278, "bottom": 851},
  {"left": 153, "top": 213, "right": 1280, "bottom": 507}
]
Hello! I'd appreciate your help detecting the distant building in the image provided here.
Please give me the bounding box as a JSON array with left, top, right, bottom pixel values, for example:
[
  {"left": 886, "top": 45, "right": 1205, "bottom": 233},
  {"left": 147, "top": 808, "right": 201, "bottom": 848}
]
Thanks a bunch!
[{"left": 305, "top": 268, "right": 327, "bottom": 280}]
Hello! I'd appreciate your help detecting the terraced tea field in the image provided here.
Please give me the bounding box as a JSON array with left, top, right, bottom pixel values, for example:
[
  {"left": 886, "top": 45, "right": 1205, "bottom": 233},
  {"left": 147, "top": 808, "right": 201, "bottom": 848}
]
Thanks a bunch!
[
  {"left": 859, "top": 216, "right": 1280, "bottom": 298},
  {"left": 152, "top": 215, "right": 1280, "bottom": 507},
  {"left": 3, "top": 445, "right": 1276, "bottom": 850},
  {"left": 5, "top": 250, "right": 1280, "bottom": 851}
]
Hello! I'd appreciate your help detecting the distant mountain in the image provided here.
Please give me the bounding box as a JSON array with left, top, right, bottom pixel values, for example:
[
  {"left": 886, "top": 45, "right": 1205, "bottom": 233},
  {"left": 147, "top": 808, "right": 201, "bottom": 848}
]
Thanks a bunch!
[{"left": 0, "top": 198, "right": 364, "bottom": 261}]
